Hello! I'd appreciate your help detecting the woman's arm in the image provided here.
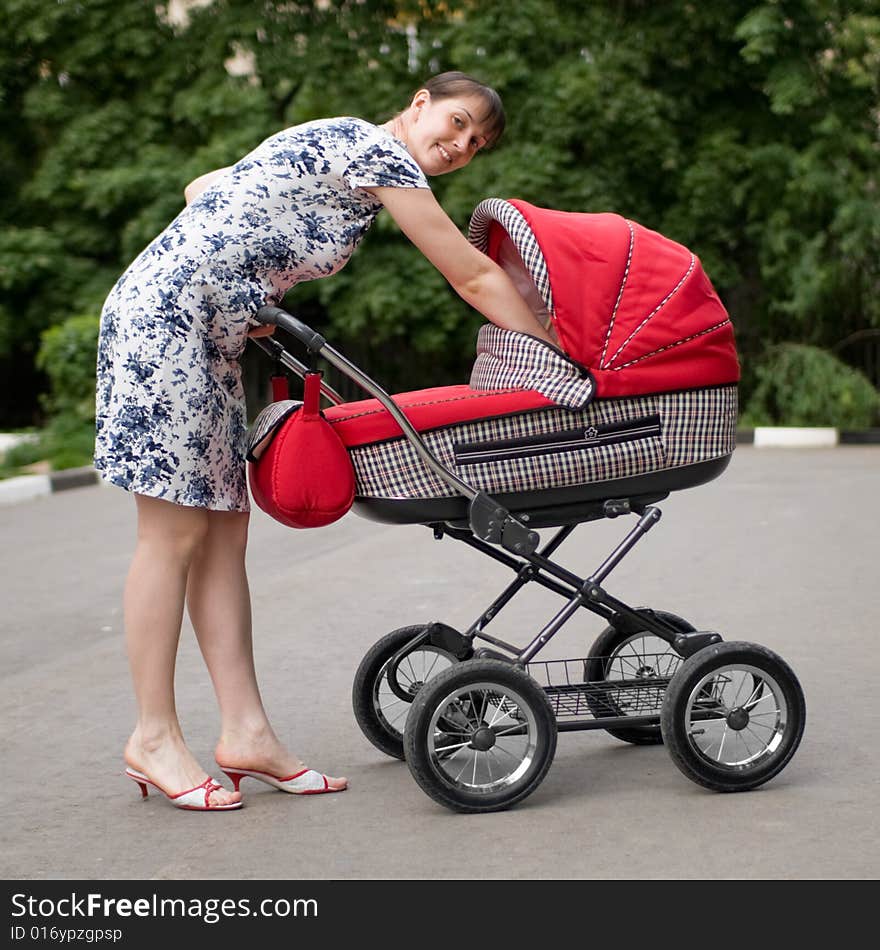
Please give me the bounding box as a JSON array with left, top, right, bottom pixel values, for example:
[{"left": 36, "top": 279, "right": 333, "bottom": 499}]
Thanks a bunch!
[
  {"left": 184, "top": 166, "right": 232, "bottom": 205},
  {"left": 366, "top": 186, "right": 556, "bottom": 345}
]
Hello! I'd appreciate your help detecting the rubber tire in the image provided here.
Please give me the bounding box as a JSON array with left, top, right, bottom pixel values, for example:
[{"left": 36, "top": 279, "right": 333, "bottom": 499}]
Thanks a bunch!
[
  {"left": 403, "top": 658, "right": 558, "bottom": 814},
  {"left": 584, "top": 609, "right": 695, "bottom": 745},
  {"left": 660, "top": 641, "right": 806, "bottom": 792},
  {"left": 352, "top": 625, "right": 461, "bottom": 760}
]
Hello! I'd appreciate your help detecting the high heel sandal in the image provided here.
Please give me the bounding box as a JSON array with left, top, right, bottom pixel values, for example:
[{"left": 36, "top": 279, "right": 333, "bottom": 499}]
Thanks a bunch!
[
  {"left": 218, "top": 764, "right": 346, "bottom": 795},
  {"left": 125, "top": 767, "right": 242, "bottom": 810}
]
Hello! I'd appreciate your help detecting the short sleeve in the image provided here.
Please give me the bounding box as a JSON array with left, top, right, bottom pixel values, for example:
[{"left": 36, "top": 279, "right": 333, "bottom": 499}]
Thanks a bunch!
[{"left": 342, "top": 131, "right": 429, "bottom": 192}]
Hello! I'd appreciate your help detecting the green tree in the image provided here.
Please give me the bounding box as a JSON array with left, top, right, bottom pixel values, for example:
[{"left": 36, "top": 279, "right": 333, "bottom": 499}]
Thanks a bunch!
[
  {"left": 2, "top": 0, "right": 878, "bottom": 429},
  {"left": 293, "top": 0, "right": 880, "bottom": 395}
]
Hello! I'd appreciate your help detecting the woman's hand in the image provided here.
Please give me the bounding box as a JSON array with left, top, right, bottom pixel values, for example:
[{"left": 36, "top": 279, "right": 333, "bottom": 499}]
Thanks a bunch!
[
  {"left": 247, "top": 324, "right": 276, "bottom": 338},
  {"left": 366, "top": 186, "right": 556, "bottom": 345}
]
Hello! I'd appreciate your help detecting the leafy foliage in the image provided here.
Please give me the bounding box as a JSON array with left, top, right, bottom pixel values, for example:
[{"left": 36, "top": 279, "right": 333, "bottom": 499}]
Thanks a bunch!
[
  {"left": 36, "top": 313, "right": 100, "bottom": 421},
  {"left": 744, "top": 343, "right": 880, "bottom": 428},
  {"left": 1, "top": 0, "right": 878, "bottom": 434},
  {"left": 7, "top": 312, "right": 103, "bottom": 472}
]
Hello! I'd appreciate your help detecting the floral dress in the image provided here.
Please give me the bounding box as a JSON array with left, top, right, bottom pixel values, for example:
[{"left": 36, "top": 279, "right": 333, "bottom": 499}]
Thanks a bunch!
[{"left": 94, "top": 118, "right": 428, "bottom": 511}]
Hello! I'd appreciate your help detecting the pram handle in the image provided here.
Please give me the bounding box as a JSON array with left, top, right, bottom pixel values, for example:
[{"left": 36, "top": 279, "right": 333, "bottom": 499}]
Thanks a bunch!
[
  {"left": 249, "top": 335, "right": 346, "bottom": 406},
  {"left": 252, "top": 303, "right": 541, "bottom": 557},
  {"left": 255, "top": 306, "right": 327, "bottom": 353},
  {"left": 253, "top": 305, "right": 479, "bottom": 501}
]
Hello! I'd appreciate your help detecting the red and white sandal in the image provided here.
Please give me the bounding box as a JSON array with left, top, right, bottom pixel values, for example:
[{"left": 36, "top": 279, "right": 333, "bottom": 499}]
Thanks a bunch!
[
  {"left": 125, "top": 767, "right": 242, "bottom": 810},
  {"left": 218, "top": 765, "right": 347, "bottom": 795}
]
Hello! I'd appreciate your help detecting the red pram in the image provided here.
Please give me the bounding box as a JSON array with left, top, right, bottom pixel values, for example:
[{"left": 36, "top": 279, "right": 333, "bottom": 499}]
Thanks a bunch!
[{"left": 247, "top": 199, "right": 804, "bottom": 814}]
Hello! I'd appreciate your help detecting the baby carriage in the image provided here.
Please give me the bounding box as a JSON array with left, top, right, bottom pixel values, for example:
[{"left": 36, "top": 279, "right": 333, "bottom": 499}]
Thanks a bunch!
[{"left": 248, "top": 198, "right": 806, "bottom": 813}]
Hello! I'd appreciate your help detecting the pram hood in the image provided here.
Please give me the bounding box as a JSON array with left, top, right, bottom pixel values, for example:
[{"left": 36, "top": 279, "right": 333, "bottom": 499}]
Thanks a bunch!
[{"left": 469, "top": 199, "right": 740, "bottom": 399}]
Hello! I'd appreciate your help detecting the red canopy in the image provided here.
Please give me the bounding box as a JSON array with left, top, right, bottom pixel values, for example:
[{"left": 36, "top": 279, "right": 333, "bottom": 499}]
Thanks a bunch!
[{"left": 469, "top": 199, "right": 740, "bottom": 398}]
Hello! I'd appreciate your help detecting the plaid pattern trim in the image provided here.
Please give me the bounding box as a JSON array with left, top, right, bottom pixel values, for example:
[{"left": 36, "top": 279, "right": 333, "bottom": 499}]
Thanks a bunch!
[
  {"left": 350, "top": 385, "right": 738, "bottom": 499},
  {"left": 468, "top": 199, "right": 554, "bottom": 317},
  {"left": 469, "top": 324, "right": 595, "bottom": 409},
  {"left": 660, "top": 385, "right": 738, "bottom": 467},
  {"left": 245, "top": 399, "right": 302, "bottom": 461}
]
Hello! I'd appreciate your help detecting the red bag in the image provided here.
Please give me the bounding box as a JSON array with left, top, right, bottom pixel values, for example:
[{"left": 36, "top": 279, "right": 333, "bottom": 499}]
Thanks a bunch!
[{"left": 248, "top": 373, "right": 355, "bottom": 528}]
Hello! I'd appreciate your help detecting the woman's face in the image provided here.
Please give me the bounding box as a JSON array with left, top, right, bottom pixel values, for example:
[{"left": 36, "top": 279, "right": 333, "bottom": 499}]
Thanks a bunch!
[{"left": 406, "top": 92, "right": 490, "bottom": 176}]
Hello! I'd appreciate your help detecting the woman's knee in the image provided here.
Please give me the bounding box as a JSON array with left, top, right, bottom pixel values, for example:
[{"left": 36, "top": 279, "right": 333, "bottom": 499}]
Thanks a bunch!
[
  {"left": 204, "top": 510, "right": 250, "bottom": 555},
  {"left": 134, "top": 494, "right": 211, "bottom": 563}
]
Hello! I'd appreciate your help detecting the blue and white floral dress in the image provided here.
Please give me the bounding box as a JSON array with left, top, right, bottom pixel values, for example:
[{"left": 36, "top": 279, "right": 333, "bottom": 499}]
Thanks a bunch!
[{"left": 94, "top": 118, "right": 428, "bottom": 511}]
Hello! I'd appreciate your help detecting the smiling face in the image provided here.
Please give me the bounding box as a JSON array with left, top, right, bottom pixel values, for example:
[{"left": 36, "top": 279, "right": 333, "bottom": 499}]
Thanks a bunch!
[{"left": 404, "top": 91, "right": 491, "bottom": 176}]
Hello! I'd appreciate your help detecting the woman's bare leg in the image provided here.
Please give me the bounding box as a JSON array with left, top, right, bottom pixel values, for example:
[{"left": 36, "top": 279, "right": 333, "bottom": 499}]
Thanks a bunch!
[
  {"left": 123, "top": 494, "right": 241, "bottom": 806},
  {"left": 185, "top": 510, "right": 346, "bottom": 788}
]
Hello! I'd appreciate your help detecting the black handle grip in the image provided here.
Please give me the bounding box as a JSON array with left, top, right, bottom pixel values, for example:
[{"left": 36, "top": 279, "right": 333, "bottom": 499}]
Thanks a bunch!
[{"left": 255, "top": 306, "right": 326, "bottom": 353}]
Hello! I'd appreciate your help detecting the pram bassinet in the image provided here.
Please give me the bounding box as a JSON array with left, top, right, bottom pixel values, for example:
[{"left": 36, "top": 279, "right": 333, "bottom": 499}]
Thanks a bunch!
[{"left": 257, "top": 198, "right": 740, "bottom": 528}]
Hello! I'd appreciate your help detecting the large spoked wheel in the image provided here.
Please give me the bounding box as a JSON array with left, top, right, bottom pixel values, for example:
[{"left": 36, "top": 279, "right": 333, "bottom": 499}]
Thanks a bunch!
[
  {"left": 660, "top": 641, "right": 806, "bottom": 792},
  {"left": 403, "top": 659, "right": 557, "bottom": 813},
  {"left": 584, "top": 609, "right": 694, "bottom": 745},
  {"left": 352, "top": 626, "right": 462, "bottom": 760}
]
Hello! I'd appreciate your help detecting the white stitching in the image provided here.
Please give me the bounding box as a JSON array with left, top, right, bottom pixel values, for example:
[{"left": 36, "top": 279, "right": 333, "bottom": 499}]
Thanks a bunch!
[
  {"left": 606, "top": 251, "right": 696, "bottom": 368},
  {"left": 328, "top": 388, "right": 525, "bottom": 424},
  {"left": 600, "top": 220, "right": 635, "bottom": 368},
  {"left": 608, "top": 319, "right": 732, "bottom": 370}
]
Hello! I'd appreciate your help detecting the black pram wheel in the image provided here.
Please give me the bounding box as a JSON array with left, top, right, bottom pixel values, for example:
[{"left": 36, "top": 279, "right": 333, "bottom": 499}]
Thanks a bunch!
[
  {"left": 352, "top": 625, "right": 461, "bottom": 760},
  {"left": 403, "top": 658, "right": 557, "bottom": 813},
  {"left": 584, "top": 609, "right": 694, "bottom": 745},
  {"left": 660, "top": 641, "right": 806, "bottom": 792}
]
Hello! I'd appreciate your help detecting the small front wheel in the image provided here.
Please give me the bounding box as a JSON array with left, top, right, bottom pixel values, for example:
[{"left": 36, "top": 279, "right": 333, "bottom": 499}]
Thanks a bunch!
[
  {"left": 660, "top": 641, "right": 806, "bottom": 792},
  {"left": 403, "top": 659, "right": 557, "bottom": 813}
]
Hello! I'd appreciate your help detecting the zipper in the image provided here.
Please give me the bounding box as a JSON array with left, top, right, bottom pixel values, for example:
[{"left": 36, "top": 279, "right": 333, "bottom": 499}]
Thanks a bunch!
[{"left": 453, "top": 414, "right": 662, "bottom": 466}]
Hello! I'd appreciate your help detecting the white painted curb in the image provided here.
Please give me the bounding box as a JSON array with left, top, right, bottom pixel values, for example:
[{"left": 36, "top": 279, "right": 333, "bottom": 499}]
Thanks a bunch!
[
  {"left": 0, "top": 473, "right": 52, "bottom": 506},
  {"left": 753, "top": 427, "right": 839, "bottom": 448},
  {"left": 0, "top": 466, "right": 102, "bottom": 507}
]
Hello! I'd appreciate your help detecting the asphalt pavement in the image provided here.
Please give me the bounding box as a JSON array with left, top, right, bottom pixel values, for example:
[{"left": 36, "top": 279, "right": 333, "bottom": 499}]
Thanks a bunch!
[{"left": 1, "top": 446, "right": 878, "bottom": 881}]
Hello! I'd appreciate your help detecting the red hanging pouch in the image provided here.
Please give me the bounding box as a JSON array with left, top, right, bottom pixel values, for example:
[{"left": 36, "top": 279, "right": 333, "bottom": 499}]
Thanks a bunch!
[{"left": 248, "top": 372, "right": 356, "bottom": 528}]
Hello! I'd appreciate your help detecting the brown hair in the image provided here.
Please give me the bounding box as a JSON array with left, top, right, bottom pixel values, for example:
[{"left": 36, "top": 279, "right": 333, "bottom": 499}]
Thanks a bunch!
[{"left": 421, "top": 71, "right": 506, "bottom": 148}]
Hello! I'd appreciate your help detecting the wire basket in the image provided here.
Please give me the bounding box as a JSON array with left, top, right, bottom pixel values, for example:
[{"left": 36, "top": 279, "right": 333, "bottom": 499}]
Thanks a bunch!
[{"left": 526, "top": 654, "right": 683, "bottom": 724}]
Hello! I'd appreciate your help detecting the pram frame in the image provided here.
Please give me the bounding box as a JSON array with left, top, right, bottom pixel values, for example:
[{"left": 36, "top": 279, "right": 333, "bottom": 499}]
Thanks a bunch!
[
  {"left": 252, "top": 306, "right": 805, "bottom": 812},
  {"left": 253, "top": 307, "right": 722, "bottom": 732},
  {"left": 383, "top": 516, "right": 720, "bottom": 732}
]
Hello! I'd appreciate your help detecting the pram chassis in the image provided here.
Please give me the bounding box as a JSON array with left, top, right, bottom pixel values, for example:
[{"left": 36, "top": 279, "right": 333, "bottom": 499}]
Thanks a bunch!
[{"left": 252, "top": 307, "right": 806, "bottom": 814}]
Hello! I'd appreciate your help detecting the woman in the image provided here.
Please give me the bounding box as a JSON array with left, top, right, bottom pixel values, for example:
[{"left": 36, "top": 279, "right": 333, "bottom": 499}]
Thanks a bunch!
[{"left": 95, "top": 71, "right": 554, "bottom": 811}]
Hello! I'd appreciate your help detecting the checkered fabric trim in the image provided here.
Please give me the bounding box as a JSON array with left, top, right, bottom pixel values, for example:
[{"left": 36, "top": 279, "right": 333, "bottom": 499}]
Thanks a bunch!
[
  {"left": 245, "top": 399, "right": 303, "bottom": 461},
  {"left": 660, "top": 386, "right": 738, "bottom": 467},
  {"left": 469, "top": 325, "right": 594, "bottom": 410},
  {"left": 468, "top": 199, "right": 554, "bottom": 317},
  {"left": 350, "top": 385, "right": 738, "bottom": 499}
]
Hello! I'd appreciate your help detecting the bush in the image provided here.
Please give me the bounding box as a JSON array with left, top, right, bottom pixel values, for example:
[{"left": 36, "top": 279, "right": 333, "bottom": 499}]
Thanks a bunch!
[
  {"left": 35, "top": 313, "right": 101, "bottom": 422},
  {"left": 0, "top": 432, "right": 42, "bottom": 476},
  {"left": 0, "top": 313, "right": 101, "bottom": 475},
  {"left": 743, "top": 343, "right": 880, "bottom": 429},
  {"left": 40, "top": 415, "right": 98, "bottom": 471}
]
